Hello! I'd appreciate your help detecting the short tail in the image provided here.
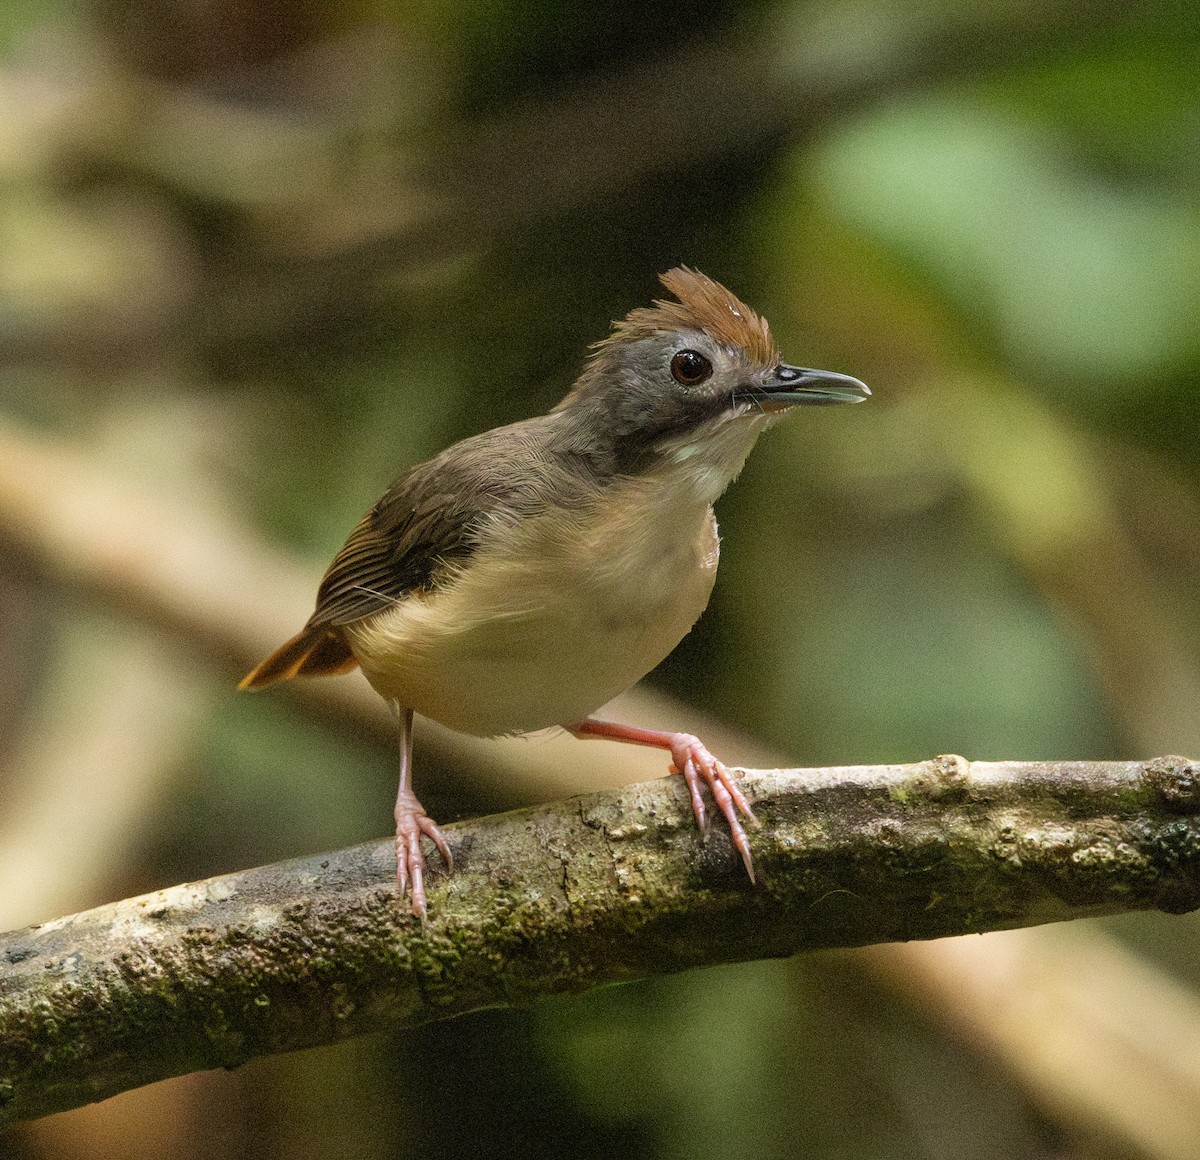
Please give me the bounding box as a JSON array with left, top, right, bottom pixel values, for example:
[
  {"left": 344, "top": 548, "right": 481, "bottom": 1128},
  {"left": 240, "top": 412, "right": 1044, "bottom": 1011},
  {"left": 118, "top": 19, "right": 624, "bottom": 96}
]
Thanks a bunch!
[{"left": 238, "top": 628, "right": 358, "bottom": 690}]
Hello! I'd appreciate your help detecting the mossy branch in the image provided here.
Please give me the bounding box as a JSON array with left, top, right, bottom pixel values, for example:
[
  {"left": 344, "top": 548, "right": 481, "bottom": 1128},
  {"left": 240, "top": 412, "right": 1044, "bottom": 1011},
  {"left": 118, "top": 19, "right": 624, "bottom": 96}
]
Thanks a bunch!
[{"left": 3, "top": 754, "right": 1200, "bottom": 1126}]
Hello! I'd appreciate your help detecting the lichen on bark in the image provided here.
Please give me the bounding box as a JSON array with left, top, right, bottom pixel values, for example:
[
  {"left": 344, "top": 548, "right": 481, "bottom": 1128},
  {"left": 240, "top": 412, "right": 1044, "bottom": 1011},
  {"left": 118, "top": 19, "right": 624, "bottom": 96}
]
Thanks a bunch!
[{"left": 2, "top": 755, "right": 1199, "bottom": 1126}]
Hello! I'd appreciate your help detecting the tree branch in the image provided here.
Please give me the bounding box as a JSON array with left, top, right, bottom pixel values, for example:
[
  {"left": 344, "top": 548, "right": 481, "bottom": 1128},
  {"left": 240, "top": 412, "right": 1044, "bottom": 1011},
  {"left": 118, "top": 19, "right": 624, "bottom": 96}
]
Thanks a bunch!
[{"left": 3, "top": 754, "right": 1199, "bottom": 1126}]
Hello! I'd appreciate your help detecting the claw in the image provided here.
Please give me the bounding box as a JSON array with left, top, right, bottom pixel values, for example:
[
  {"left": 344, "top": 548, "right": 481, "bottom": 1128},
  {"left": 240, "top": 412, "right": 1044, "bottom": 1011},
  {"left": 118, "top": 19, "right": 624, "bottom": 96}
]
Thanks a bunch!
[
  {"left": 568, "top": 718, "right": 758, "bottom": 884},
  {"left": 672, "top": 756, "right": 708, "bottom": 831},
  {"left": 668, "top": 733, "right": 756, "bottom": 883},
  {"left": 395, "top": 796, "right": 451, "bottom": 919},
  {"left": 419, "top": 814, "right": 454, "bottom": 873}
]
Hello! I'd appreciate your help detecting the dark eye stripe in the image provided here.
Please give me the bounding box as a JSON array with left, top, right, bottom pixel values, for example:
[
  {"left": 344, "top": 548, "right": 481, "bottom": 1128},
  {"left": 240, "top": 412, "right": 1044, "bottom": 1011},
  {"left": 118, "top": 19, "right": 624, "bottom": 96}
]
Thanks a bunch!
[{"left": 671, "top": 350, "right": 712, "bottom": 385}]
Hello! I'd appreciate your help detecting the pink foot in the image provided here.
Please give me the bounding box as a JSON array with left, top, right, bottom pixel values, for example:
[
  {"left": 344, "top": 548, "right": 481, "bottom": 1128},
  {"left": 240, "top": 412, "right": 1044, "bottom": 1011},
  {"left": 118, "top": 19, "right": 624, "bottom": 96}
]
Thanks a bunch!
[
  {"left": 395, "top": 792, "right": 453, "bottom": 919},
  {"left": 568, "top": 719, "right": 758, "bottom": 881},
  {"left": 666, "top": 732, "right": 757, "bottom": 883}
]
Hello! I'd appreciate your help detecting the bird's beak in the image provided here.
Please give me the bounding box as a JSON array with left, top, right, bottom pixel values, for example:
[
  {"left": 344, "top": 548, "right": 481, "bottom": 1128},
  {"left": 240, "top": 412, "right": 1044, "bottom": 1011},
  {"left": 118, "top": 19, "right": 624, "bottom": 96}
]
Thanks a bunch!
[{"left": 749, "top": 364, "right": 872, "bottom": 409}]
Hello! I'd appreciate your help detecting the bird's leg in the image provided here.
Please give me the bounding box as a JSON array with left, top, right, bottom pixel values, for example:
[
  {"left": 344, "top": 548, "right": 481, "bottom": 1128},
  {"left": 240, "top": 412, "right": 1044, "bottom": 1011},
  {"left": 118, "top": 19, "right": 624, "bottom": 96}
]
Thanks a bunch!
[
  {"left": 566, "top": 717, "right": 757, "bottom": 882},
  {"left": 389, "top": 701, "right": 452, "bottom": 918}
]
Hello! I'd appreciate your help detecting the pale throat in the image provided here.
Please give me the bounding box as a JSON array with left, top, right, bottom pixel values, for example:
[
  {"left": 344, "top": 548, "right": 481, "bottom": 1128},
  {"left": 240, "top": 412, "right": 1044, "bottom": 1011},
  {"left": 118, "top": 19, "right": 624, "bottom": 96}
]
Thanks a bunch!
[{"left": 654, "top": 411, "right": 774, "bottom": 506}]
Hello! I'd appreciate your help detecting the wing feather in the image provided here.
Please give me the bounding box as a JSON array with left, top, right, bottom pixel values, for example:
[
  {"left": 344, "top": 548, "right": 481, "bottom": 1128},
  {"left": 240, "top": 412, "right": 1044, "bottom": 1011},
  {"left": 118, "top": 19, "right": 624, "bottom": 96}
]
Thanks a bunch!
[
  {"left": 241, "top": 413, "right": 591, "bottom": 689},
  {"left": 305, "top": 417, "right": 566, "bottom": 631}
]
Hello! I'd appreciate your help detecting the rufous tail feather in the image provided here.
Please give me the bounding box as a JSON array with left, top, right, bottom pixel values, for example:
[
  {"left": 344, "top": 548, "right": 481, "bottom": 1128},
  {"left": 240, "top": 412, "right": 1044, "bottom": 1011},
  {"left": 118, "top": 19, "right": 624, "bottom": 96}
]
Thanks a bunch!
[{"left": 238, "top": 629, "right": 357, "bottom": 690}]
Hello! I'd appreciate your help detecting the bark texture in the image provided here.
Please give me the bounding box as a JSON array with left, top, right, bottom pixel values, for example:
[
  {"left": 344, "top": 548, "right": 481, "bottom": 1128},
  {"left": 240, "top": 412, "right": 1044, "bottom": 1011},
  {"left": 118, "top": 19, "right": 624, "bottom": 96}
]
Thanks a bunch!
[{"left": 3, "top": 754, "right": 1199, "bottom": 1126}]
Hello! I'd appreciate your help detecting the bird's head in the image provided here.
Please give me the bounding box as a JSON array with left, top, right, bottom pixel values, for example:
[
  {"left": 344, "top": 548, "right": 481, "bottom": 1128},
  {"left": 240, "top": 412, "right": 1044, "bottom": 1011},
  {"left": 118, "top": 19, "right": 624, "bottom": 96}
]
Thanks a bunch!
[{"left": 554, "top": 267, "right": 869, "bottom": 495}]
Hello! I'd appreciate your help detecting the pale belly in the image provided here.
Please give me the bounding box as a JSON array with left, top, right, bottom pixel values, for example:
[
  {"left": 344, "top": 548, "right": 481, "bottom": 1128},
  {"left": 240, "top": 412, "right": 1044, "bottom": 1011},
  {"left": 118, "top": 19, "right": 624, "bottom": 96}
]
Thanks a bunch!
[{"left": 344, "top": 498, "right": 720, "bottom": 736}]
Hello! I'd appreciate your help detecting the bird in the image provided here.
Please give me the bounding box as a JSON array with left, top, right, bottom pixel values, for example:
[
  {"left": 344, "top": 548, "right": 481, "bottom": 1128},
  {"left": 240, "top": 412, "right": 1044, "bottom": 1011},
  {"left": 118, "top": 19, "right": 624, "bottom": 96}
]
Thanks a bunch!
[{"left": 240, "top": 267, "right": 870, "bottom": 916}]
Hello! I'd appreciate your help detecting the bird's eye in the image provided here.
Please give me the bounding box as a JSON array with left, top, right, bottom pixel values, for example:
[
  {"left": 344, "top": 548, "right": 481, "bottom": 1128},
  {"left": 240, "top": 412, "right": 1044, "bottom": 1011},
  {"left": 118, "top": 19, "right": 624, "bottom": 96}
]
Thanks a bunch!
[{"left": 670, "top": 350, "right": 713, "bottom": 385}]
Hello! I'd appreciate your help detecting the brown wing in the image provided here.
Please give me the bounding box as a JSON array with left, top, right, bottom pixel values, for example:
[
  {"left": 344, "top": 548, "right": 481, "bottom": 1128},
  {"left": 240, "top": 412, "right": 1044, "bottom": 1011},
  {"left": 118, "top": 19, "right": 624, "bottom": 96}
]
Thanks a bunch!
[
  {"left": 240, "top": 417, "right": 567, "bottom": 689},
  {"left": 308, "top": 459, "right": 502, "bottom": 630}
]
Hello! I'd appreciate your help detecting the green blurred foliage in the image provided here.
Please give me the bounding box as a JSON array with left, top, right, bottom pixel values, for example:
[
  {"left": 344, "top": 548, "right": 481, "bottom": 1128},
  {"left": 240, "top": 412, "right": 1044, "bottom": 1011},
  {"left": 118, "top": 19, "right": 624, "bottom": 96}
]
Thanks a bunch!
[
  {"left": 813, "top": 97, "right": 1200, "bottom": 386},
  {"left": 2, "top": 0, "right": 1198, "bottom": 1156},
  {"left": 537, "top": 957, "right": 1063, "bottom": 1159}
]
